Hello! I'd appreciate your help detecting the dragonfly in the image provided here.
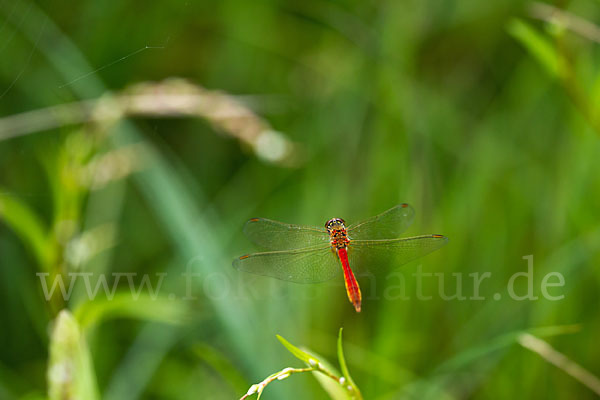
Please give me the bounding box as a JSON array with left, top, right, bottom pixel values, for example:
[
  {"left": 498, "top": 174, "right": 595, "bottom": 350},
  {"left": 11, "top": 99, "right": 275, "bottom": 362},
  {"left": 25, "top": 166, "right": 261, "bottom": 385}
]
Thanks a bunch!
[{"left": 233, "top": 204, "right": 448, "bottom": 312}]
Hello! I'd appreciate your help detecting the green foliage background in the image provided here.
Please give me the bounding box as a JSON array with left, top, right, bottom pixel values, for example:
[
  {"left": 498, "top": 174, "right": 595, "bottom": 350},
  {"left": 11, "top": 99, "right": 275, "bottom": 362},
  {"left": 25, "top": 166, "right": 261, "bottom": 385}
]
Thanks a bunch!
[{"left": 1, "top": 1, "right": 599, "bottom": 399}]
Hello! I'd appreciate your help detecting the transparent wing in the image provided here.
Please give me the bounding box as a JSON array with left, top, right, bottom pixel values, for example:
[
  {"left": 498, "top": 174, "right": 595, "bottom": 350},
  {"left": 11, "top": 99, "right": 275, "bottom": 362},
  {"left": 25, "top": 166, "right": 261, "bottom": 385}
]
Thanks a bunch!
[
  {"left": 233, "top": 245, "right": 340, "bottom": 283},
  {"left": 348, "top": 235, "right": 448, "bottom": 275},
  {"left": 243, "top": 218, "right": 329, "bottom": 251},
  {"left": 347, "top": 204, "right": 415, "bottom": 240}
]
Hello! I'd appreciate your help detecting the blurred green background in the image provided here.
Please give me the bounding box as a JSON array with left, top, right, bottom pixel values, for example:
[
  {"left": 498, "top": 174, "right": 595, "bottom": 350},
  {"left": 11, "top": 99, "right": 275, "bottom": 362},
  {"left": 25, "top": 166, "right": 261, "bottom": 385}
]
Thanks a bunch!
[{"left": 1, "top": 0, "right": 600, "bottom": 399}]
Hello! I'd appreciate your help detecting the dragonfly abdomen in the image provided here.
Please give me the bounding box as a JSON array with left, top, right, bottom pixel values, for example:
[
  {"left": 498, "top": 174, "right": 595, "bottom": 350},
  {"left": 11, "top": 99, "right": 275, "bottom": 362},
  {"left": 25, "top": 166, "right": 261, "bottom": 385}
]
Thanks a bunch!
[{"left": 337, "top": 247, "right": 362, "bottom": 312}]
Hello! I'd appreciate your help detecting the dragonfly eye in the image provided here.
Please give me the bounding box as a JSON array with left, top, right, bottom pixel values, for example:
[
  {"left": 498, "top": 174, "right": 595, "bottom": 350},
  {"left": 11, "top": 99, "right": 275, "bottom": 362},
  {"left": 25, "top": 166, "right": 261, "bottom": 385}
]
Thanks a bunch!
[{"left": 325, "top": 218, "right": 346, "bottom": 232}]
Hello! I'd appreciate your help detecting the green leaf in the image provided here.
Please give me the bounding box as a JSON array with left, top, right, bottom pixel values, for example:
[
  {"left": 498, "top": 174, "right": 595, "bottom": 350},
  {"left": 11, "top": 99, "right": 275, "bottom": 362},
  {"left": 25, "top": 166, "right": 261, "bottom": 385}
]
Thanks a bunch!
[
  {"left": 48, "top": 310, "right": 99, "bottom": 400},
  {"left": 306, "top": 349, "right": 345, "bottom": 400},
  {"left": 73, "top": 292, "right": 189, "bottom": 330},
  {"left": 507, "top": 18, "right": 562, "bottom": 78},
  {"left": 276, "top": 335, "right": 320, "bottom": 366},
  {"left": 337, "top": 328, "right": 359, "bottom": 396},
  {"left": 312, "top": 371, "right": 347, "bottom": 400},
  {"left": 0, "top": 192, "right": 52, "bottom": 270}
]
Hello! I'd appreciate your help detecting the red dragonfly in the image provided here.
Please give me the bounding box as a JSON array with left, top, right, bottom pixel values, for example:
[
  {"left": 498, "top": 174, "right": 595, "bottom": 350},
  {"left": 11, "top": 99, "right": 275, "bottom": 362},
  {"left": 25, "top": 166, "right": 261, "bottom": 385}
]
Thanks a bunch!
[{"left": 234, "top": 204, "right": 448, "bottom": 312}]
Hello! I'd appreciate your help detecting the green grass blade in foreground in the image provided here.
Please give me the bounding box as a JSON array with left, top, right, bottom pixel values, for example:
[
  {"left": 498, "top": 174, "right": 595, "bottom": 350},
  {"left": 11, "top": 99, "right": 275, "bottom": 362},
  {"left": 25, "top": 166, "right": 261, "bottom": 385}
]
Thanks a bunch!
[
  {"left": 48, "top": 310, "right": 99, "bottom": 400},
  {"left": 276, "top": 334, "right": 362, "bottom": 400},
  {"left": 242, "top": 335, "right": 347, "bottom": 400},
  {"left": 276, "top": 334, "right": 321, "bottom": 366},
  {"left": 304, "top": 346, "right": 360, "bottom": 400},
  {"left": 337, "top": 328, "right": 360, "bottom": 396},
  {"left": 310, "top": 356, "right": 347, "bottom": 400}
]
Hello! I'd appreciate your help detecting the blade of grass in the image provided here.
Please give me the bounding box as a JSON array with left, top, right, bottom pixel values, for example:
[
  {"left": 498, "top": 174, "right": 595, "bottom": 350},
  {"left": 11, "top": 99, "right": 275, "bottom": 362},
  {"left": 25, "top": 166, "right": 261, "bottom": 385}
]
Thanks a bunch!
[
  {"left": 518, "top": 333, "right": 600, "bottom": 396},
  {"left": 507, "top": 18, "right": 562, "bottom": 78},
  {"left": 73, "top": 292, "right": 189, "bottom": 331},
  {"left": 47, "top": 310, "right": 99, "bottom": 400},
  {"left": 0, "top": 191, "right": 52, "bottom": 269},
  {"left": 337, "top": 328, "right": 359, "bottom": 396},
  {"left": 277, "top": 334, "right": 321, "bottom": 366},
  {"left": 435, "top": 324, "right": 580, "bottom": 373}
]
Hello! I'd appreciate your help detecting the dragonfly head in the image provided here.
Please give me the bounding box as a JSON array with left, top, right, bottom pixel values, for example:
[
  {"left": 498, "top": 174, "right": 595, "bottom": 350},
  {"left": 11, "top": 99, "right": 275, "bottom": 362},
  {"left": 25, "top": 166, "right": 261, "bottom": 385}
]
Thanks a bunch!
[{"left": 325, "top": 218, "right": 346, "bottom": 233}]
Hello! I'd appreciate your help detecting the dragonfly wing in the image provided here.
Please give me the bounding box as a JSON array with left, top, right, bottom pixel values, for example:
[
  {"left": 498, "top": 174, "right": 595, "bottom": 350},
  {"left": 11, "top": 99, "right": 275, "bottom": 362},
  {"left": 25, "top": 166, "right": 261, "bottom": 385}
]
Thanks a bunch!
[
  {"left": 346, "top": 204, "right": 415, "bottom": 240},
  {"left": 233, "top": 245, "right": 341, "bottom": 283},
  {"left": 347, "top": 235, "right": 448, "bottom": 275},
  {"left": 243, "top": 218, "right": 330, "bottom": 250}
]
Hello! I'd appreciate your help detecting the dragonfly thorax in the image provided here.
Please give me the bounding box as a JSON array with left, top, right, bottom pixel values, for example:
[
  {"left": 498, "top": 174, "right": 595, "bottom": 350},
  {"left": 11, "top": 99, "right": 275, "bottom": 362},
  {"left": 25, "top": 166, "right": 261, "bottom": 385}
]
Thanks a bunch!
[{"left": 325, "top": 218, "right": 349, "bottom": 249}]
